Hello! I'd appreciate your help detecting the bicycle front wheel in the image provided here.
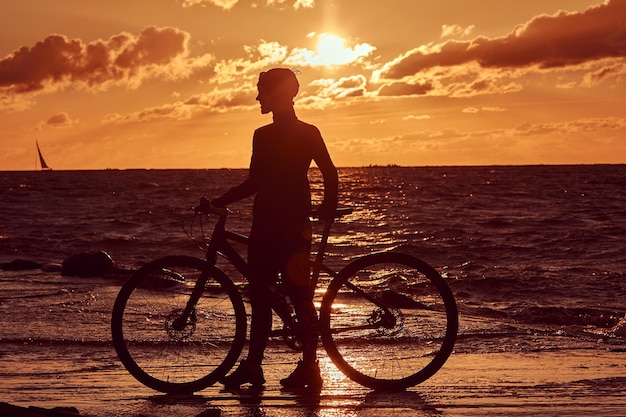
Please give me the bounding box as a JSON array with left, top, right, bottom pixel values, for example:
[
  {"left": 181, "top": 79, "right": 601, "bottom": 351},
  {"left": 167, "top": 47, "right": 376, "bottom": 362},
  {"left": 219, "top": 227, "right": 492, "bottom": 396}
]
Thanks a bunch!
[
  {"left": 111, "top": 256, "right": 246, "bottom": 393},
  {"left": 320, "top": 252, "right": 458, "bottom": 391}
]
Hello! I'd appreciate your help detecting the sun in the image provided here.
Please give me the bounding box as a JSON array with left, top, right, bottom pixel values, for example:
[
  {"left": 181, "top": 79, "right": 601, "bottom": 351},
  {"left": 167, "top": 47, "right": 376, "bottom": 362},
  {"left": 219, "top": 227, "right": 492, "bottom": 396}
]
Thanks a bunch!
[
  {"left": 303, "top": 32, "right": 375, "bottom": 67},
  {"left": 315, "top": 34, "right": 353, "bottom": 66}
]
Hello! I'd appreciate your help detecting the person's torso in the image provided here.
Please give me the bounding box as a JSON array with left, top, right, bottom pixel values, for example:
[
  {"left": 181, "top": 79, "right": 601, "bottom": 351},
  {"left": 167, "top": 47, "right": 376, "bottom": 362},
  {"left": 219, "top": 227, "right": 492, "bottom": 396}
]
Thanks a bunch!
[{"left": 250, "top": 120, "right": 321, "bottom": 228}]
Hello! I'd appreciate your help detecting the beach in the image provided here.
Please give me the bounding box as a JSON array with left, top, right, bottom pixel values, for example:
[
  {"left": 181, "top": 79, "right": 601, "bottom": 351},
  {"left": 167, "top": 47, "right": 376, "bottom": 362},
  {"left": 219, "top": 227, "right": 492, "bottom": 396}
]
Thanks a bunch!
[{"left": 2, "top": 341, "right": 626, "bottom": 417}]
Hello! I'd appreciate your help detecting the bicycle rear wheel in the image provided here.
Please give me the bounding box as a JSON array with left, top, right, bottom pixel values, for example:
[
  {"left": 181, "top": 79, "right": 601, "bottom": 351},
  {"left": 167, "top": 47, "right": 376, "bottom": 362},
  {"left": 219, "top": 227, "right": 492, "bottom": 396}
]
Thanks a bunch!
[
  {"left": 320, "top": 252, "right": 457, "bottom": 391},
  {"left": 111, "top": 256, "right": 246, "bottom": 393}
]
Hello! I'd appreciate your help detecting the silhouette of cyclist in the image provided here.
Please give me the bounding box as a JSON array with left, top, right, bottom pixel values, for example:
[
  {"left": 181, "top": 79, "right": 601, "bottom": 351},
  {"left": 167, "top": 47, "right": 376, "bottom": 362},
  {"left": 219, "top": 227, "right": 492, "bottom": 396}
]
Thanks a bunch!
[{"left": 211, "top": 68, "right": 338, "bottom": 391}]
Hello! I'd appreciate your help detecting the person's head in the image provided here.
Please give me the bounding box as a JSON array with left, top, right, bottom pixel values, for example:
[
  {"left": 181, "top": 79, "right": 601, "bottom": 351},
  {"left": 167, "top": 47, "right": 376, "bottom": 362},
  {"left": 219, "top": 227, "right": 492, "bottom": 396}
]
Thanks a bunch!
[{"left": 256, "top": 68, "right": 299, "bottom": 114}]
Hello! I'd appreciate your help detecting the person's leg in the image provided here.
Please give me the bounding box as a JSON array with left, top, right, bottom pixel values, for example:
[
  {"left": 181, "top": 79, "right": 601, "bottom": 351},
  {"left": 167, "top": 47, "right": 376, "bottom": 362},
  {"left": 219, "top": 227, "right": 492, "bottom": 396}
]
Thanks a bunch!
[
  {"left": 246, "top": 270, "right": 274, "bottom": 366},
  {"left": 221, "top": 240, "right": 276, "bottom": 389},
  {"left": 284, "top": 251, "right": 318, "bottom": 363},
  {"left": 280, "top": 228, "right": 323, "bottom": 390},
  {"left": 282, "top": 274, "right": 322, "bottom": 390}
]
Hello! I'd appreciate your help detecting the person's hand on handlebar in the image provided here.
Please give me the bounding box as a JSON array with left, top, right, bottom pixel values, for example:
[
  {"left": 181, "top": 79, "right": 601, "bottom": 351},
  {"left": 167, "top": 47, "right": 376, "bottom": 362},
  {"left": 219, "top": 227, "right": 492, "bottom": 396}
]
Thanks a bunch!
[
  {"left": 195, "top": 196, "right": 212, "bottom": 214},
  {"left": 195, "top": 196, "right": 230, "bottom": 216}
]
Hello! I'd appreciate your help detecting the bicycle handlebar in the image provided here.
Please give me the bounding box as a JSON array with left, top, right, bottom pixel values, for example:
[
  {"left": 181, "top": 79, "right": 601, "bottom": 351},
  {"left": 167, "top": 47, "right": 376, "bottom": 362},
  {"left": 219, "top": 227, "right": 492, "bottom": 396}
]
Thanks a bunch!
[{"left": 194, "top": 197, "right": 229, "bottom": 217}]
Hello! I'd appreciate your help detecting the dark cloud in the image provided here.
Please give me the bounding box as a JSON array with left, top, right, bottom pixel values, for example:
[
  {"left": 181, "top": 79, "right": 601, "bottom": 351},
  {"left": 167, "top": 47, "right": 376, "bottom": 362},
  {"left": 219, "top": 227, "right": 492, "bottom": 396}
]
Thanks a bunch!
[
  {"left": 46, "top": 112, "right": 73, "bottom": 127},
  {"left": 582, "top": 63, "right": 625, "bottom": 85},
  {"left": 0, "top": 26, "right": 203, "bottom": 95},
  {"left": 379, "top": 0, "right": 626, "bottom": 79},
  {"left": 114, "top": 27, "right": 187, "bottom": 69},
  {"left": 33, "top": 111, "right": 76, "bottom": 130},
  {"left": 378, "top": 81, "right": 433, "bottom": 96}
]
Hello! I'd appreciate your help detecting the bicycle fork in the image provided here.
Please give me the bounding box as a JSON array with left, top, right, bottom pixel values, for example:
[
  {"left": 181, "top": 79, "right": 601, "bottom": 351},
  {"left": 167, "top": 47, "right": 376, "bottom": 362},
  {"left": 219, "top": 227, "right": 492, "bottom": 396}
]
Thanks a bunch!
[{"left": 170, "top": 256, "right": 216, "bottom": 332}]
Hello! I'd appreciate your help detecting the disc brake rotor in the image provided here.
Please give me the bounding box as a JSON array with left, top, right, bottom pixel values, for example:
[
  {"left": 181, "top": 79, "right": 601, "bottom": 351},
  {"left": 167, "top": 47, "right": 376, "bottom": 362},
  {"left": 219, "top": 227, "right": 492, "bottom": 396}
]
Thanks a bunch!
[
  {"left": 165, "top": 308, "right": 196, "bottom": 341},
  {"left": 368, "top": 307, "right": 405, "bottom": 337}
]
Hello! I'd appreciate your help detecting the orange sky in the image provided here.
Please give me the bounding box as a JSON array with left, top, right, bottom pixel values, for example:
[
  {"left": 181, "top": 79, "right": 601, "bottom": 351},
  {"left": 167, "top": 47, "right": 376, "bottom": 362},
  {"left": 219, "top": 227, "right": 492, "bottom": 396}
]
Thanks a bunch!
[{"left": 1, "top": 0, "right": 625, "bottom": 170}]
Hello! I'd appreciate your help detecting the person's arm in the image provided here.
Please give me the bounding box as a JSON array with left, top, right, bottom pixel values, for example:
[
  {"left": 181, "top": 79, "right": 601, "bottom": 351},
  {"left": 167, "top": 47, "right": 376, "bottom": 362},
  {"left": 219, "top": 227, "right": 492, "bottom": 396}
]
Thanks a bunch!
[
  {"left": 212, "top": 134, "right": 259, "bottom": 207},
  {"left": 211, "top": 176, "right": 257, "bottom": 207},
  {"left": 313, "top": 130, "right": 338, "bottom": 219}
]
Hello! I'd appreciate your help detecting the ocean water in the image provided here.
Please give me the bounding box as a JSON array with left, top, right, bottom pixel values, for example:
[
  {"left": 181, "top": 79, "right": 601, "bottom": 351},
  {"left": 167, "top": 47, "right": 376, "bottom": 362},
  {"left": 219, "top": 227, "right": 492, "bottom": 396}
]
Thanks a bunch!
[{"left": 1, "top": 165, "right": 625, "bottom": 354}]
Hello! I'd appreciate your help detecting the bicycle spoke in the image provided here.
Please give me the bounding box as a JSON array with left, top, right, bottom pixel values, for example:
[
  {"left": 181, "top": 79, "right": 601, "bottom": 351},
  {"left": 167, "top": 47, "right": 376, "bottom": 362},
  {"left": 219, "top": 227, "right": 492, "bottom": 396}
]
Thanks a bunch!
[
  {"left": 321, "top": 252, "right": 457, "bottom": 390},
  {"left": 112, "top": 256, "right": 246, "bottom": 393}
]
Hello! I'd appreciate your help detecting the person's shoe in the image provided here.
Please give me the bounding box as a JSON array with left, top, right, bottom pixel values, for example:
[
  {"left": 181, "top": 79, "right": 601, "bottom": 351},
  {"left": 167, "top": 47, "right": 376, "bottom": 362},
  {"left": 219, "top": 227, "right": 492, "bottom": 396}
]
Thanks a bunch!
[
  {"left": 220, "top": 360, "right": 265, "bottom": 390},
  {"left": 280, "top": 360, "right": 322, "bottom": 391}
]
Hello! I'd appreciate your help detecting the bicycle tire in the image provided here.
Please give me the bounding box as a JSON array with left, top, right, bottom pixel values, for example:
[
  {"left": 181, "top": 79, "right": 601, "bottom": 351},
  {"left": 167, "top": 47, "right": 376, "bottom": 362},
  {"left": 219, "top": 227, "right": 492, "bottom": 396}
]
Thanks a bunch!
[
  {"left": 111, "top": 256, "right": 246, "bottom": 393},
  {"left": 319, "top": 252, "right": 458, "bottom": 391}
]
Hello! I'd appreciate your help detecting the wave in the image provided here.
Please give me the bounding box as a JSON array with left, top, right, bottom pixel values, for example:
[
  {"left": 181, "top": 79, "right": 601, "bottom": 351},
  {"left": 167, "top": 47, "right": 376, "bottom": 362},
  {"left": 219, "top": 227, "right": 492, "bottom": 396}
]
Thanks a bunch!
[
  {"left": 508, "top": 306, "right": 622, "bottom": 328},
  {"left": 2, "top": 166, "right": 626, "bottom": 351}
]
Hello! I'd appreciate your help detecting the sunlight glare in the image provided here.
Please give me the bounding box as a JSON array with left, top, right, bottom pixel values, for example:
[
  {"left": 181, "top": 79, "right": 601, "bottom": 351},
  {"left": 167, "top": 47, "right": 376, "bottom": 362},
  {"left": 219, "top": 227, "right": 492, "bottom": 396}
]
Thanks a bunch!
[{"left": 316, "top": 34, "right": 352, "bottom": 66}]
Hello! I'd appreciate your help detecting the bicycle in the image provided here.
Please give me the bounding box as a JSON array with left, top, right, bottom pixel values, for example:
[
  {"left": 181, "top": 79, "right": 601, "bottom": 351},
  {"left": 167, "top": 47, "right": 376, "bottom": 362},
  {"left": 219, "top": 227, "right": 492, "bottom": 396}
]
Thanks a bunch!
[{"left": 111, "top": 199, "right": 458, "bottom": 393}]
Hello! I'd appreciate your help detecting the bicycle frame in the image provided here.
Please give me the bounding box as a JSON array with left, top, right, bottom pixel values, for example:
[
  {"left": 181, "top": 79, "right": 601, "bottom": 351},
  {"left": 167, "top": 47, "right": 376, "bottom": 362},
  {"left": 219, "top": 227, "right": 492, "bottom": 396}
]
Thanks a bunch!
[
  {"left": 179, "top": 206, "right": 392, "bottom": 339},
  {"left": 200, "top": 206, "right": 348, "bottom": 285}
]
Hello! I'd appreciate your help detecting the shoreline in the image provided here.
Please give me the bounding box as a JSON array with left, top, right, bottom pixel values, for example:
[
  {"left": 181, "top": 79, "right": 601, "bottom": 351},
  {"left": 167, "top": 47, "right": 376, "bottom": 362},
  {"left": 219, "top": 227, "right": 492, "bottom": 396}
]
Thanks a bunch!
[{"left": 1, "top": 343, "right": 625, "bottom": 417}]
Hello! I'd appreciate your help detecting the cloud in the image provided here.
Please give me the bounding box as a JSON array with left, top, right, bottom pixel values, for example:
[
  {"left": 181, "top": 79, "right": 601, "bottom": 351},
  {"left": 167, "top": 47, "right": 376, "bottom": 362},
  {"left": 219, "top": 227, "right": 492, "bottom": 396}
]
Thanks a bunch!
[
  {"left": 180, "top": 0, "right": 237, "bottom": 8},
  {"left": 293, "top": 0, "right": 315, "bottom": 8},
  {"left": 462, "top": 106, "right": 507, "bottom": 113},
  {"left": 0, "top": 26, "right": 213, "bottom": 97},
  {"left": 34, "top": 111, "right": 77, "bottom": 130},
  {"left": 582, "top": 62, "right": 626, "bottom": 86},
  {"left": 208, "top": 40, "right": 290, "bottom": 87},
  {"left": 378, "top": 0, "right": 626, "bottom": 80},
  {"left": 285, "top": 34, "right": 375, "bottom": 67},
  {"left": 105, "top": 35, "right": 370, "bottom": 124},
  {"left": 334, "top": 116, "right": 626, "bottom": 165},
  {"left": 104, "top": 86, "right": 254, "bottom": 124},
  {"left": 45, "top": 112, "right": 75, "bottom": 127},
  {"left": 374, "top": 62, "right": 524, "bottom": 98},
  {"left": 267, "top": 0, "right": 315, "bottom": 8},
  {"left": 311, "top": 75, "right": 368, "bottom": 99},
  {"left": 403, "top": 114, "right": 431, "bottom": 121},
  {"left": 378, "top": 81, "right": 433, "bottom": 96},
  {"left": 210, "top": 36, "right": 374, "bottom": 90},
  {"left": 180, "top": 0, "right": 314, "bottom": 9},
  {"left": 515, "top": 117, "right": 626, "bottom": 136},
  {"left": 0, "top": 92, "right": 34, "bottom": 112},
  {"left": 441, "top": 24, "right": 475, "bottom": 39}
]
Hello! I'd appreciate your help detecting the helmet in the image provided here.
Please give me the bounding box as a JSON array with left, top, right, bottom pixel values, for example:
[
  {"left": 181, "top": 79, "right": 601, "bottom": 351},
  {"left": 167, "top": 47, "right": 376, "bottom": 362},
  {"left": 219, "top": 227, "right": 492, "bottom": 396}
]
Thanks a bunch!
[{"left": 257, "top": 68, "right": 299, "bottom": 99}]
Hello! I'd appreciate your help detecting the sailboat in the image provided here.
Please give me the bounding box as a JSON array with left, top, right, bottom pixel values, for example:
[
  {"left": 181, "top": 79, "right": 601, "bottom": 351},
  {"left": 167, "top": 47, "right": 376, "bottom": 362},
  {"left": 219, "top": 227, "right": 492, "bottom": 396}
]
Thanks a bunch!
[{"left": 36, "top": 140, "right": 52, "bottom": 171}]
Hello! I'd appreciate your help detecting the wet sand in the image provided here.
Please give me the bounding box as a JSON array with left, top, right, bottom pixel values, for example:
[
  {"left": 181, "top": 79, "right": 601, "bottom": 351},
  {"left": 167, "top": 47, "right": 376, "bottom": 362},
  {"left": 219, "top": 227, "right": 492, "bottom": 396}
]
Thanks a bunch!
[{"left": 1, "top": 342, "right": 625, "bottom": 417}]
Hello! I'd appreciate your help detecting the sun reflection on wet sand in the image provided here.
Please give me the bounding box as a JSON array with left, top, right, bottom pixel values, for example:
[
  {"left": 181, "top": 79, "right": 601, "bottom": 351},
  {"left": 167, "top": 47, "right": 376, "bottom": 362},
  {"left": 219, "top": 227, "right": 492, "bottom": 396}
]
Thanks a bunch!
[{"left": 3, "top": 340, "right": 625, "bottom": 416}]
